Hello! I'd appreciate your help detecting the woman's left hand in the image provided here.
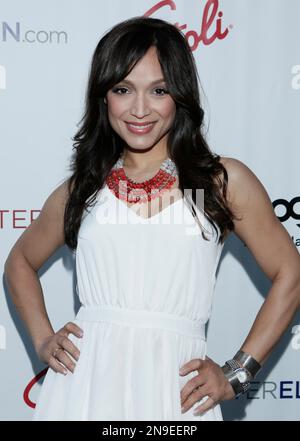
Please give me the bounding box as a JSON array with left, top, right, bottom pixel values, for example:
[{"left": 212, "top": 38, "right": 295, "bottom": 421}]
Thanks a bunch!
[{"left": 179, "top": 355, "right": 236, "bottom": 416}]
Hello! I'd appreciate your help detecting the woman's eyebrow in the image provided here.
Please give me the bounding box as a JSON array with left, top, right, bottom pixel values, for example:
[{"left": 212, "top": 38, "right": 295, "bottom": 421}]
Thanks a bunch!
[{"left": 118, "top": 78, "right": 166, "bottom": 86}]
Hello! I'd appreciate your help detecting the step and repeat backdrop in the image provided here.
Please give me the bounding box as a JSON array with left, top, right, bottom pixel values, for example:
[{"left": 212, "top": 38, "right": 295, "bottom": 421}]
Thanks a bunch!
[{"left": 1, "top": 0, "right": 299, "bottom": 421}]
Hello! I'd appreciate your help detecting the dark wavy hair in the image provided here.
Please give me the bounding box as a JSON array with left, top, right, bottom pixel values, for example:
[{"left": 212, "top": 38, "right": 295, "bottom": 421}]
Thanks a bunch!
[{"left": 64, "top": 16, "right": 237, "bottom": 252}]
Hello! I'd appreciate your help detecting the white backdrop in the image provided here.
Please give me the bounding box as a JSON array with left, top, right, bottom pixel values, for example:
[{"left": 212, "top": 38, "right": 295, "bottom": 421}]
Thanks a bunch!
[{"left": 1, "top": 0, "right": 299, "bottom": 421}]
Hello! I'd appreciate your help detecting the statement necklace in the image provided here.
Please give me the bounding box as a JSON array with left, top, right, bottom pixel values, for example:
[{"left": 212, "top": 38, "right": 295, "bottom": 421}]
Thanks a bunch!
[{"left": 106, "top": 155, "right": 178, "bottom": 204}]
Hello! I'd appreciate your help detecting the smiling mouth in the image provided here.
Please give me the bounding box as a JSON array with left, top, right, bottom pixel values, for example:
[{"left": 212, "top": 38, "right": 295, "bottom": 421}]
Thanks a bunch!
[
  {"left": 125, "top": 121, "right": 157, "bottom": 127},
  {"left": 125, "top": 121, "right": 157, "bottom": 134}
]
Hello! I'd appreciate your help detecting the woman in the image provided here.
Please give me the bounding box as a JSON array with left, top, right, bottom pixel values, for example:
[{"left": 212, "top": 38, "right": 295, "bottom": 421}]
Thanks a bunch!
[{"left": 4, "top": 16, "right": 300, "bottom": 421}]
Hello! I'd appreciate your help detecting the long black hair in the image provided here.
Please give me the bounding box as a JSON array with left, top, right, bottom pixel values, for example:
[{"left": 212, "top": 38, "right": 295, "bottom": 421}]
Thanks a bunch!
[{"left": 64, "top": 16, "right": 237, "bottom": 252}]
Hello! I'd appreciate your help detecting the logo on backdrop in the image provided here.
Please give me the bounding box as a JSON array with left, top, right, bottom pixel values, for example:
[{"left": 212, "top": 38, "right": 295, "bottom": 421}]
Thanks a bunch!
[
  {"left": 242, "top": 381, "right": 300, "bottom": 400},
  {"left": 0, "top": 0, "right": 229, "bottom": 48},
  {"left": 0, "top": 65, "right": 6, "bottom": 89},
  {"left": 0, "top": 23, "right": 67, "bottom": 44},
  {"left": 273, "top": 196, "right": 300, "bottom": 248},
  {"left": 0, "top": 325, "right": 6, "bottom": 350},
  {"left": 291, "top": 65, "right": 300, "bottom": 90},
  {"left": 144, "top": 0, "right": 230, "bottom": 51},
  {"left": 291, "top": 325, "right": 300, "bottom": 350},
  {"left": 24, "top": 368, "right": 48, "bottom": 409}
]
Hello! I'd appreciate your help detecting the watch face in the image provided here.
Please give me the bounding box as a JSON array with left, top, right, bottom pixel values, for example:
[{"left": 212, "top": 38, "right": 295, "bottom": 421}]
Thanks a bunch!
[{"left": 236, "top": 368, "right": 248, "bottom": 383}]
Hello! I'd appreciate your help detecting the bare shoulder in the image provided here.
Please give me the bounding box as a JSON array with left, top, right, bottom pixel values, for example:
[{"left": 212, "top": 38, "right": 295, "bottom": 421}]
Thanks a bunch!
[
  {"left": 43, "top": 178, "right": 74, "bottom": 214},
  {"left": 5, "top": 178, "right": 74, "bottom": 271},
  {"left": 33, "top": 178, "right": 74, "bottom": 227},
  {"left": 217, "top": 155, "right": 272, "bottom": 219},
  {"left": 217, "top": 156, "right": 299, "bottom": 281}
]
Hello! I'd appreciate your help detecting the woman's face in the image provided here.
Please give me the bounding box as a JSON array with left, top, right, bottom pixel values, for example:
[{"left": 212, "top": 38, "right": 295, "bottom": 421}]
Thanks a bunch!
[{"left": 105, "top": 46, "right": 176, "bottom": 152}]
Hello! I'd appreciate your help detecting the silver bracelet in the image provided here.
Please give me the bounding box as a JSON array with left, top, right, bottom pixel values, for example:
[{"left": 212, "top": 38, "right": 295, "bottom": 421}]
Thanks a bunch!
[
  {"left": 221, "top": 360, "right": 251, "bottom": 397},
  {"left": 221, "top": 350, "right": 262, "bottom": 398},
  {"left": 233, "top": 350, "right": 262, "bottom": 378}
]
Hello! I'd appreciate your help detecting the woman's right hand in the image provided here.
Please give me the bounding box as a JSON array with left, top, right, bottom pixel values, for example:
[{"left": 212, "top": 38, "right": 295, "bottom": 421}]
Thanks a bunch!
[{"left": 35, "top": 322, "right": 84, "bottom": 375}]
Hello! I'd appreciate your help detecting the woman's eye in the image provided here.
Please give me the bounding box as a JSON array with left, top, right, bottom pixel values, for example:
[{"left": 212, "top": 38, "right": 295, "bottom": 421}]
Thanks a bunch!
[
  {"left": 111, "top": 87, "right": 169, "bottom": 96},
  {"left": 154, "top": 87, "right": 169, "bottom": 96},
  {"left": 112, "top": 87, "right": 128, "bottom": 94}
]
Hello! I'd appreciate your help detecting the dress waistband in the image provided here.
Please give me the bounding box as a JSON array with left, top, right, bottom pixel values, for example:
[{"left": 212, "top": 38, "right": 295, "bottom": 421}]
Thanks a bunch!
[{"left": 75, "top": 305, "right": 206, "bottom": 340}]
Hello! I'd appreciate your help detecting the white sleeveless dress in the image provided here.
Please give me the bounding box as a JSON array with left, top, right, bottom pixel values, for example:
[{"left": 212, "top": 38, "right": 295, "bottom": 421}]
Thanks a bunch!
[{"left": 33, "top": 181, "right": 224, "bottom": 421}]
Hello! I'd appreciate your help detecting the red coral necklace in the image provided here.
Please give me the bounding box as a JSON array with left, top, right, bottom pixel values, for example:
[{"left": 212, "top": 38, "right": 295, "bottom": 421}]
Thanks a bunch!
[{"left": 106, "top": 154, "right": 178, "bottom": 204}]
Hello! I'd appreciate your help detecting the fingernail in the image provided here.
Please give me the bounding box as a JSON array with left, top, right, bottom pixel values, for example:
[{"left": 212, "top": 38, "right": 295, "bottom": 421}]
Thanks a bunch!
[
  {"left": 63, "top": 369, "right": 67, "bottom": 375},
  {"left": 181, "top": 407, "right": 185, "bottom": 413},
  {"left": 179, "top": 368, "right": 185, "bottom": 374},
  {"left": 78, "top": 331, "right": 83, "bottom": 337}
]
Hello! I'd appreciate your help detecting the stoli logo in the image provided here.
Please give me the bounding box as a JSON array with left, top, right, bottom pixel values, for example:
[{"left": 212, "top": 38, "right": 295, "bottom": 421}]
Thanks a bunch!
[
  {"left": 24, "top": 368, "right": 48, "bottom": 408},
  {"left": 144, "top": 0, "right": 230, "bottom": 51}
]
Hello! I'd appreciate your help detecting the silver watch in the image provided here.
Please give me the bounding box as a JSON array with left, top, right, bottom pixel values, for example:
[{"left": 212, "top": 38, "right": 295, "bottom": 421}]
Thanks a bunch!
[
  {"left": 221, "top": 359, "right": 251, "bottom": 397},
  {"left": 221, "top": 350, "right": 261, "bottom": 398}
]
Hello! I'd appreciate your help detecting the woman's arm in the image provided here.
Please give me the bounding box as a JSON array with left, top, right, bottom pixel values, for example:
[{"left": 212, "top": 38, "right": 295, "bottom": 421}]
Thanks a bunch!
[
  {"left": 180, "top": 157, "right": 300, "bottom": 416},
  {"left": 4, "top": 181, "right": 67, "bottom": 348},
  {"left": 221, "top": 157, "right": 300, "bottom": 364},
  {"left": 4, "top": 180, "right": 82, "bottom": 372}
]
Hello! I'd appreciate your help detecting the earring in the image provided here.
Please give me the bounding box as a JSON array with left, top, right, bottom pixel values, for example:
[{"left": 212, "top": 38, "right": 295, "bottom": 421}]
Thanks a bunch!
[{"left": 104, "top": 97, "right": 107, "bottom": 105}]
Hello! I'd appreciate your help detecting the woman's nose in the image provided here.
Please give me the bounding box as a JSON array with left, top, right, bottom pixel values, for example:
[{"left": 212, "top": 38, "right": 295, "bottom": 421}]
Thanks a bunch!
[{"left": 130, "top": 93, "right": 151, "bottom": 117}]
